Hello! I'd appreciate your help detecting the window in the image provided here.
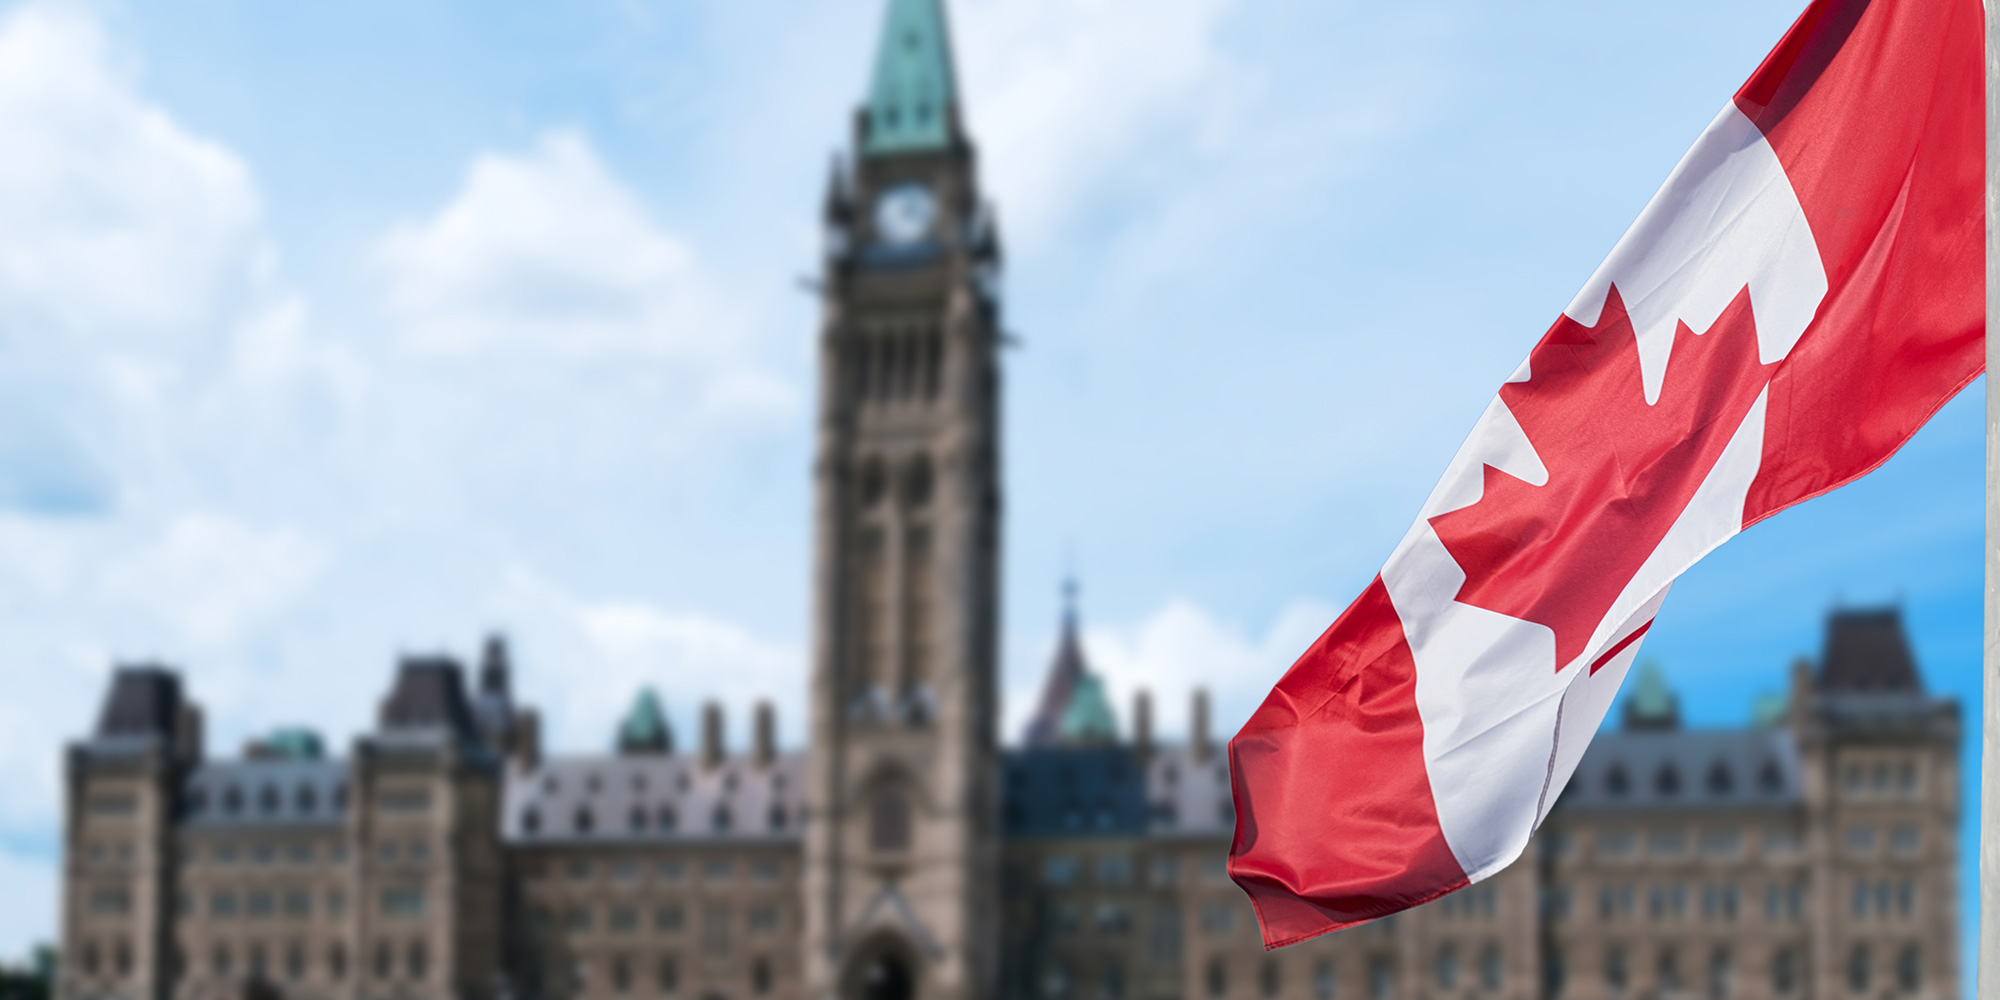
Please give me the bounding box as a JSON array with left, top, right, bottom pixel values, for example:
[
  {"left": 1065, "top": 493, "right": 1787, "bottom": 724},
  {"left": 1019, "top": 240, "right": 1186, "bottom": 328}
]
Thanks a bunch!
[
  {"left": 751, "top": 858, "right": 781, "bottom": 883},
  {"left": 656, "top": 904, "right": 686, "bottom": 933},
  {"left": 1700, "top": 884, "right": 1738, "bottom": 922},
  {"left": 1206, "top": 958, "right": 1228, "bottom": 999},
  {"left": 1845, "top": 825, "right": 1877, "bottom": 856},
  {"left": 1147, "top": 904, "right": 1183, "bottom": 965},
  {"left": 657, "top": 956, "right": 680, "bottom": 994},
  {"left": 1095, "top": 854, "right": 1133, "bottom": 886},
  {"left": 1758, "top": 760, "right": 1785, "bottom": 793},
  {"left": 565, "top": 907, "right": 592, "bottom": 932},
  {"left": 1479, "top": 945, "right": 1503, "bottom": 990},
  {"left": 288, "top": 842, "right": 313, "bottom": 865},
  {"left": 328, "top": 890, "right": 347, "bottom": 918},
  {"left": 1148, "top": 856, "right": 1181, "bottom": 886},
  {"left": 1543, "top": 886, "right": 1573, "bottom": 920},
  {"left": 704, "top": 858, "right": 734, "bottom": 883},
  {"left": 871, "top": 792, "right": 911, "bottom": 852},
  {"left": 575, "top": 806, "right": 595, "bottom": 834},
  {"left": 1044, "top": 961, "right": 1074, "bottom": 1000},
  {"left": 1771, "top": 947, "right": 1797, "bottom": 994},
  {"left": 373, "top": 941, "right": 392, "bottom": 980},
  {"left": 88, "top": 889, "right": 130, "bottom": 916},
  {"left": 752, "top": 957, "right": 774, "bottom": 996},
  {"left": 1544, "top": 947, "right": 1566, "bottom": 998},
  {"left": 1368, "top": 955, "right": 1394, "bottom": 1000},
  {"left": 1700, "top": 829, "right": 1742, "bottom": 858},
  {"left": 1597, "top": 829, "right": 1636, "bottom": 859},
  {"left": 1852, "top": 881, "right": 1870, "bottom": 919},
  {"left": 1846, "top": 945, "right": 1871, "bottom": 994},
  {"left": 1201, "top": 904, "right": 1236, "bottom": 935},
  {"left": 702, "top": 903, "right": 732, "bottom": 958},
  {"left": 328, "top": 943, "right": 346, "bottom": 982},
  {"left": 1434, "top": 944, "right": 1459, "bottom": 990},
  {"left": 611, "top": 858, "right": 641, "bottom": 883},
  {"left": 1896, "top": 881, "right": 1915, "bottom": 917},
  {"left": 1648, "top": 828, "right": 1687, "bottom": 857},
  {"left": 658, "top": 858, "right": 687, "bottom": 882},
  {"left": 749, "top": 904, "right": 781, "bottom": 934},
  {"left": 1655, "top": 765, "right": 1681, "bottom": 796},
  {"left": 568, "top": 859, "right": 593, "bottom": 882},
  {"left": 1706, "top": 762, "right": 1734, "bottom": 796},
  {"left": 1605, "top": 945, "right": 1628, "bottom": 993},
  {"left": 1042, "top": 856, "right": 1079, "bottom": 887},
  {"left": 211, "top": 891, "right": 238, "bottom": 918},
  {"left": 629, "top": 807, "right": 647, "bottom": 833},
  {"left": 658, "top": 806, "right": 678, "bottom": 831},
  {"left": 1657, "top": 947, "right": 1682, "bottom": 992},
  {"left": 1261, "top": 958, "right": 1282, "bottom": 998},
  {"left": 1763, "top": 828, "right": 1801, "bottom": 856},
  {"left": 1890, "top": 824, "right": 1921, "bottom": 856},
  {"left": 211, "top": 943, "right": 231, "bottom": 977},
  {"left": 1895, "top": 945, "right": 1921, "bottom": 993},
  {"left": 1102, "top": 961, "right": 1125, "bottom": 1000},
  {"left": 1844, "top": 763, "right": 1864, "bottom": 792},
  {"left": 712, "top": 804, "right": 733, "bottom": 832},
  {"left": 214, "top": 842, "right": 239, "bottom": 865},
  {"left": 1314, "top": 958, "right": 1337, "bottom": 1000},
  {"left": 1708, "top": 947, "right": 1732, "bottom": 999},
  {"left": 611, "top": 955, "right": 631, "bottom": 993},
  {"left": 610, "top": 906, "right": 638, "bottom": 933},
  {"left": 380, "top": 888, "right": 424, "bottom": 918},
  {"left": 407, "top": 940, "right": 427, "bottom": 981},
  {"left": 1052, "top": 903, "right": 1080, "bottom": 933},
  {"left": 284, "top": 890, "right": 311, "bottom": 918},
  {"left": 1606, "top": 765, "right": 1630, "bottom": 797},
  {"left": 1897, "top": 761, "right": 1919, "bottom": 794},
  {"left": 1095, "top": 903, "right": 1132, "bottom": 934}
]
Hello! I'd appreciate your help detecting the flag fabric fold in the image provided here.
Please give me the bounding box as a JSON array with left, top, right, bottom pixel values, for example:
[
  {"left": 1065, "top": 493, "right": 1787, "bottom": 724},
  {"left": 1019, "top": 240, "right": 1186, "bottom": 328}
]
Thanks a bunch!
[{"left": 1228, "top": 0, "right": 1983, "bottom": 949}]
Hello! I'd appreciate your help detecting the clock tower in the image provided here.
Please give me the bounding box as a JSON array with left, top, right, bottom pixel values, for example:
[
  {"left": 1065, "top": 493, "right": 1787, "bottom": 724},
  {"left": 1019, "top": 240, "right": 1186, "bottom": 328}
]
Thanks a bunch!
[{"left": 800, "top": 2, "right": 1003, "bottom": 1000}]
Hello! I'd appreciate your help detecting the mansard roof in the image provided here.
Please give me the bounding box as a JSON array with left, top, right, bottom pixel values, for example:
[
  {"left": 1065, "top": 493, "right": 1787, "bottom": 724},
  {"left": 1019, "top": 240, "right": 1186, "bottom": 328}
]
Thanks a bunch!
[
  {"left": 180, "top": 759, "right": 348, "bottom": 828},
  {"left": 1000, "top": 743, "right": 1233, "bottom": 840},
  {"left": 1555, "top": 728, "right": 1801, "bottom": 812},
  {"left": 503, "top": 751, "right": 808, "bottom": 845},
  {"left": 377, "top": 655, "right": 479, "bottom": 742},
  {"left": 1819, "top": 607, "right": 1922, "bottom": 693}
]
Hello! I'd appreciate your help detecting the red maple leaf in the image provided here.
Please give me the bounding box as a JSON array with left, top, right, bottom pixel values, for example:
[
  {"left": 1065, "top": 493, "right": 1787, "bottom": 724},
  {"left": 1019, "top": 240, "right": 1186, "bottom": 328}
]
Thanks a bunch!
[{"left": 1427, "top": 283, "right": 1775, "bottom": 671}]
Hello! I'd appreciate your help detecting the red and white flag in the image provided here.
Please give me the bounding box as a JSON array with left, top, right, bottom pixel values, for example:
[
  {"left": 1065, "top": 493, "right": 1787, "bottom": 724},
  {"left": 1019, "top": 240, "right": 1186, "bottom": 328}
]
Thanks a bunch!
[{"left": 1228, "top": 0, "right": 1982, "bottom": 947}]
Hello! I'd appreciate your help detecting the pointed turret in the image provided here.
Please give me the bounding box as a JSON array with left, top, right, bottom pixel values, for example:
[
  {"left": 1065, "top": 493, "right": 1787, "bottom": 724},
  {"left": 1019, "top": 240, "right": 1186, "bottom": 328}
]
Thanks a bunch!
[
  {"left": 1023, "top": 579, "right": 1118, "bottom": 746},
  {"left": 1622, "top": 660, "right": 1681, "bottom": 731},
  {"left": 617, "top": 687, "right": 673, "bottom": 756},
  {"left": 862, "top": 0, "right": 959, "bottom": 155}
]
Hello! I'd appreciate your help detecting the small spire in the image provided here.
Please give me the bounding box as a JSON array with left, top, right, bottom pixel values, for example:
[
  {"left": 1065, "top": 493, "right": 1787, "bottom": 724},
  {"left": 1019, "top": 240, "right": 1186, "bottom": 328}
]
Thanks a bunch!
[{"left": 1061, "top": 575, "right": 1079, "bottom": 635}]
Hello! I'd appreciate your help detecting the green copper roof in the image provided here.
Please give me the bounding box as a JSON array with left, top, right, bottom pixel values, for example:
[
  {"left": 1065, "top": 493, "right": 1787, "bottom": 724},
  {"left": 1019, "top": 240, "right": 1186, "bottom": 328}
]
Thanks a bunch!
[
  {"left": 258, "top": 727, "right": 324, "bottom": 760},
  {"left": 619, "top": 688, "right": 671, "bottom": 753},
  {"left": 1624, "top": 659, "right": 1680, "bottom": 730},
  {"left": 862, "top": 0, "right": 957, "bottom": 155},
  {"left": 1058, "top": 670, "right": 1119, "bottom": 744}
]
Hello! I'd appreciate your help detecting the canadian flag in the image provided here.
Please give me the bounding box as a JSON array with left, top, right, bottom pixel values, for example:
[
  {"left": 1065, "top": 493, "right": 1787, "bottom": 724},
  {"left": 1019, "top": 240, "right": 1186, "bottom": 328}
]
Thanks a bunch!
[{"left": 1227, "top": 0, "right": 1983, "bottom": 948}]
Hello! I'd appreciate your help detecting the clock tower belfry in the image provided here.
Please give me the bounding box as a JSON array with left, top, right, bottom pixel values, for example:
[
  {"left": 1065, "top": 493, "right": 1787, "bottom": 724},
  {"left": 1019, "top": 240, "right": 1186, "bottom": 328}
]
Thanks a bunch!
[{"left": 801, "top": 1, "right": 1003, "bottom": 1000}]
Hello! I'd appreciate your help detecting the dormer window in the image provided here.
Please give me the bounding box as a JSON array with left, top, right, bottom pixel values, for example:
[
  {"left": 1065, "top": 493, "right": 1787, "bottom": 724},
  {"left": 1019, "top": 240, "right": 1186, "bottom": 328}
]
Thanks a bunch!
[
  {"left": 1606, "top": 765, "right": 1630, "bottom": 797},
  {"left": 260, "top": 785, "right": 280, "bottom": 814},
  {"left": 628, "top": 807, "right": 647, "bottom": 833},
  {"left": 1706, "top": 762, "right": 1733, "bottom": 796},
  {"left": 522, "top": 808, "right": 541, "bottom": 835},
  {"left": 1759, "top": 760, "right": 1785, "bottom": 793},
  {"left": 712, "top": 805, "right": 733, "bottom": 833},
  {"left": 296, "top": 785, "right": 318, "bottom": 815},
  {"left": 1656, "top": 765, "right": 1681, "bottom": 797},
  {"left": 223, "top": 785, "right": 243, "bottom": 814},
  {"left": 658, "top": 806, "right": 678, "bottom": 832},
  {"left": 574, "top": 807, "right": 595, "bottom": 835},
  {"left": 768, "top": 805, "right": 787, "bottom": 832}
]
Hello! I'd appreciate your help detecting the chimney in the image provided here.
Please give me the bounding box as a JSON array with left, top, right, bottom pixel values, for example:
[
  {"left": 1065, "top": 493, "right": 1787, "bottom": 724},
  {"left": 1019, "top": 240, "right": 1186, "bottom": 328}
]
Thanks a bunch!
[
  {"left": 175, "top": 701, "right": 204, "bottom": 763},
  {"left": 702, "top": 702, "right": 725, "bottom": 768},
  {"left": 514, "top": 708, "right": 542, "bottom": 771},
  {"left": 754, "top": 702, "right": 776, "bottom": 766},
  {"left": 1132, "top": 689, "right": 1153, "bottom": 755},
  {"left": 1192, "top": 688, "right": 1212, "bottom": 761}
]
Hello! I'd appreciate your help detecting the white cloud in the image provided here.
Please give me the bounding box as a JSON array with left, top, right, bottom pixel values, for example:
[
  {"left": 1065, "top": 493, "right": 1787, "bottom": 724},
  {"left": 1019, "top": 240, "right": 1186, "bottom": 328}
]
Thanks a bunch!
[
  {"left": 377, "top": 130, "right": 739, "bottom": 362},
  {"left": 1008, "top": 596, "right": 1339, "bottom": 745},
  {"left": 102, "top": 515, "right": 327, "bottom": 644},
  {"left": 495, "top": 568, "right": 804, "bottom": 755}
]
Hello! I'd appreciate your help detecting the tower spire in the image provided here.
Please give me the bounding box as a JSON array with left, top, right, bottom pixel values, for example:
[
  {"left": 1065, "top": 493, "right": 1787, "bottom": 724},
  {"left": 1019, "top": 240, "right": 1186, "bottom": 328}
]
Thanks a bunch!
[{"left": 862, "top": 0, "right": 958, "bottom": 155}]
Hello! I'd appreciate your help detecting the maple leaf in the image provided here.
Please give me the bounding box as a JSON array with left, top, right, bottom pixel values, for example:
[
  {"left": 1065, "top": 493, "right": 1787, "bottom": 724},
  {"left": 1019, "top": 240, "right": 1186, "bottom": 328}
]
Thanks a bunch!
[{"left": 1428, "top": 283, "right": 1774, "bottom": 672}]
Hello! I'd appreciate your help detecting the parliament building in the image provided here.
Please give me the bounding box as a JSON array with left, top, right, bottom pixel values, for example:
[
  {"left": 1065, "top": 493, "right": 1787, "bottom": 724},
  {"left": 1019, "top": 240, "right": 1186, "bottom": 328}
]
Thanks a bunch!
[{"left": 54, "top": 2, "right": 1961, "bottom": 1000}]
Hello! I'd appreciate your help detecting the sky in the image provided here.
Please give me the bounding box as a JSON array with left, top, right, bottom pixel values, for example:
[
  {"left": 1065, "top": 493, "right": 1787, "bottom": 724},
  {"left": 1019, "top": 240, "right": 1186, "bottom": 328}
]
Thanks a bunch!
[{"left": 0, "top": 0, "right": 1983, "bottom": 971}]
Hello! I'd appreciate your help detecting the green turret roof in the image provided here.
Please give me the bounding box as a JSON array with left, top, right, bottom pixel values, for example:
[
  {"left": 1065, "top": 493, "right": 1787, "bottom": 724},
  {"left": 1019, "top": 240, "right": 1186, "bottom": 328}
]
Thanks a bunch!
[
  {"left": 1058, "top": 670, "right": 1119, "bottom": 745},
  {"left": 1623, "top": 660, "right": 1681, "bottom": 731},
  {"left": 253, "top": 727, "right": 324, "bottom": 760},
  {"left": 618, "top": 688, "right": 672, "bottom": 755},
  {"left": 862, "top": 0, "right": 957, "bottom": 155}
]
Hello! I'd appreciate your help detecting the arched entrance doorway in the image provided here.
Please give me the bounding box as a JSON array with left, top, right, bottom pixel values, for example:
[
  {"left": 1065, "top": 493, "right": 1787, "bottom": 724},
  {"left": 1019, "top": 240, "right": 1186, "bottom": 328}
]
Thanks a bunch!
[{"left": 842, "top": 937, "right": 920, "bottom": 1000}]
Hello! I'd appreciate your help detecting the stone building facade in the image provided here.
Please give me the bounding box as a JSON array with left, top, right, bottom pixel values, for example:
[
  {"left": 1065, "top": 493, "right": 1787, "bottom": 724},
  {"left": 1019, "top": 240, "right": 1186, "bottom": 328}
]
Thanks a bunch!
[{"left": 53, "top": 2, "right": 1960, "bottom": 1000}]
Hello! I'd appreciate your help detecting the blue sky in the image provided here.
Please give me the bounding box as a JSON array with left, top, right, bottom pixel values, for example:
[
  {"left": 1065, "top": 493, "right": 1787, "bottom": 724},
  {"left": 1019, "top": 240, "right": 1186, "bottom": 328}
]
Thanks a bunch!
[{"left": 0, "top": 0, "right": 1980, "bottom": 969}]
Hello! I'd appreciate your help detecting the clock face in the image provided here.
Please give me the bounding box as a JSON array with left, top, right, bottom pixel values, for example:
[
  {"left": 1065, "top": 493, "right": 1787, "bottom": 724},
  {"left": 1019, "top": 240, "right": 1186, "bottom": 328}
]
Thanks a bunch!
[{"left": 874, "top": 183, "right": 937, "bottom": 245}]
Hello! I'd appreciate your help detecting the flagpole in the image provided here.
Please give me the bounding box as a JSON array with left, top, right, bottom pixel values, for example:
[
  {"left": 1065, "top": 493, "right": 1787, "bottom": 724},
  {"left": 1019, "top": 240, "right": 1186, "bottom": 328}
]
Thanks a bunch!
[{"left": 1984, "top": 0, "right": 2000, "bottom": 994}]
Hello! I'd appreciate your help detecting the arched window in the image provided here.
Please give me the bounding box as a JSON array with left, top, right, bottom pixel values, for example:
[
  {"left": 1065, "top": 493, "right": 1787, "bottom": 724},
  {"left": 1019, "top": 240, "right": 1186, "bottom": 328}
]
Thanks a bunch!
[
  {"left": 1656, "top": 764, "right": 1681, "bottom": 797},
  {"left": 1771, "top": 946, "right": 1797, "bottom": 994},
  {"left": 871, "top": 791, "right": 911, "bottom": 852},
  {"left": 1846, "top": 945, "right": 1871, "bottom": 994},
  {"left": 1895, "top": 945, "right": 1921, "bottom": 993},
  {"left": 1434, "top": 945, "right": 1458, "bottom": 990},
  {"left": 1706, "top": 762, "right": 1733, "bottom": 796}
]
